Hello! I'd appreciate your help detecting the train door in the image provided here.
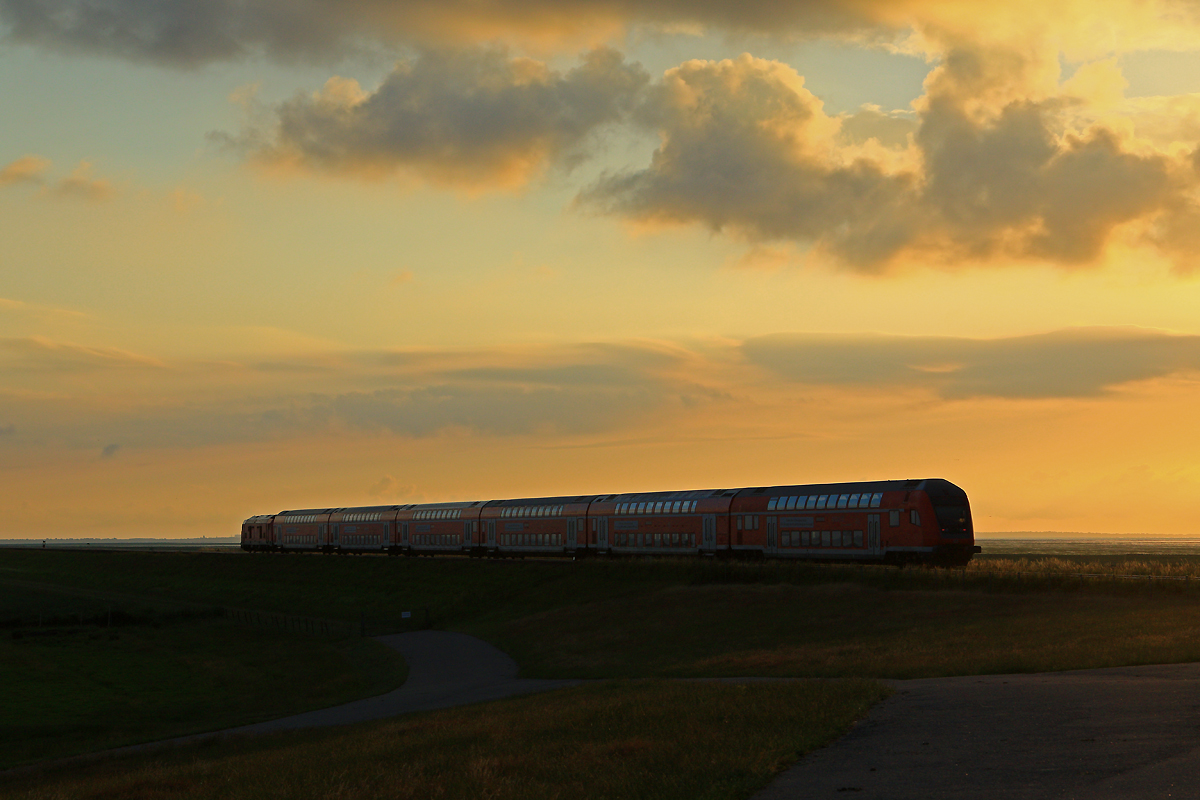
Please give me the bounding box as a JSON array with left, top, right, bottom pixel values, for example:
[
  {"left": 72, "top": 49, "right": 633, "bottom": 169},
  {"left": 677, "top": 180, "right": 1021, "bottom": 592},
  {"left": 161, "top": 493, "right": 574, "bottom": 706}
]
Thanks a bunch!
[
  {"left": 702, "top": 515, "right": 716, "bottom": 550},
  {"left": 463, "top": 521, "right": 471, "bottom": 547},
  {"left": 567, "top": 518, "right": 577, "bottom": 548},
  {"left": 487, "top": 520, "right": 496, "bottom": 547},
  {"left": 319, "top": 524, "right": 327, "bottom": 547},
  {"left": 766, "top": 516, "right": 777, "bottom": 553},
  {"left": 598, "top": 518, "right": 608, "bottom": 549},
  {"left": 401, "top": 522, "right": 409, "bottom": 546},
  {"left": 867, "top": 514, "right": 881, "bottom": 554}
]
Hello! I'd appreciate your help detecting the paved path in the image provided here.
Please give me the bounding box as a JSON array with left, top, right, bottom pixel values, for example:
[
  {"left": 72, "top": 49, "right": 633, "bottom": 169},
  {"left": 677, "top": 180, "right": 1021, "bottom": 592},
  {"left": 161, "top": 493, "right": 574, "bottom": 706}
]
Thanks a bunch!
[
  {"left": 4, "top": 631, "right": 580, "bottom": 775},
  {"left": 755, "top": 663, "right": 1200, "bottom": 800},
  {"left": 233, "top": 630, "right": 581, "bottom": 734}
]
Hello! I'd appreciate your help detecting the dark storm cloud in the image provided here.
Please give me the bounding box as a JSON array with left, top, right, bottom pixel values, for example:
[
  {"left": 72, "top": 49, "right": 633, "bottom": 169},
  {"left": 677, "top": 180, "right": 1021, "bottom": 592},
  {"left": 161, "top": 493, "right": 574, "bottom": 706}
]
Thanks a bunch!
[{"left": 743, "top": 327, "right": 1200, "bottom": 398}]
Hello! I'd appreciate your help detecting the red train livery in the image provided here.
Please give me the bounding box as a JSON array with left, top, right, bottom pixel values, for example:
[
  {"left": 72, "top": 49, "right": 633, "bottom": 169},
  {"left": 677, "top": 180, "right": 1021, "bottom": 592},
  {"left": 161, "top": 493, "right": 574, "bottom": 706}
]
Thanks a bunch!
[{"left": 241, "top": 478, "right": 977, "bottom": 566}]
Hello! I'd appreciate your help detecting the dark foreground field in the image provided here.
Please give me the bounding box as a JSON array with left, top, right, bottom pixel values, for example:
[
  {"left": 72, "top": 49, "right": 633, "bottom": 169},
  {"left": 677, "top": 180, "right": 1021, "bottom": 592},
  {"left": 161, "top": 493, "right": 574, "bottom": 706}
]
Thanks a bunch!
[{"left": 6, "top": 548, "right": 1200, "bottom": 798}]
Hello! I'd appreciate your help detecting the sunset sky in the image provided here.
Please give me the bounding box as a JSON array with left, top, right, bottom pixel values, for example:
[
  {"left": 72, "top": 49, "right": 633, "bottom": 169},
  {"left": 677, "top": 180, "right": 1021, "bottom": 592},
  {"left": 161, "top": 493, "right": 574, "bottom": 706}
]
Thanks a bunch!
[{"left": 5, "top": 0, "right": 1200, "bottom": 538}]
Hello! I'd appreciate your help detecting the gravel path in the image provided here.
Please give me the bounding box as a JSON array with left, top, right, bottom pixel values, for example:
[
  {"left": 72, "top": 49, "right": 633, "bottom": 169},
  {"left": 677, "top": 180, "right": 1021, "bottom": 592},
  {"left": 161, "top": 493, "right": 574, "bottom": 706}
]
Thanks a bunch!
[{"left": 755, "top": 662, "right": 1200, "bottom": 800}]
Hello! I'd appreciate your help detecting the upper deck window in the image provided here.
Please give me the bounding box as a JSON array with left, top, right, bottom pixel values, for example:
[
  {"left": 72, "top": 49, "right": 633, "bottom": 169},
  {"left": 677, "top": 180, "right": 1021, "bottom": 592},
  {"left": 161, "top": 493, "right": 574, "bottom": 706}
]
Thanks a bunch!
[
  {"left": 837, "top": 494, "right": 849, "bottom": 509},
  {"left": 848, "top": 494, "right": 861, "bottom": 508},
  {"left": 816, "top": 495, "right": 829, "bottom": 509},
  {"left": 871, "top": 493, "right": 883, "bottom": 508}
]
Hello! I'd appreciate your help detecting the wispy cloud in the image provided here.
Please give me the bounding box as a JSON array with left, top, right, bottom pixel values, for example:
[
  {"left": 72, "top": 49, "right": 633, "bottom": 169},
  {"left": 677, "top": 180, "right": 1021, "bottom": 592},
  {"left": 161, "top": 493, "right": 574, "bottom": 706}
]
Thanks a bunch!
[{"left": 0, "top": 155, "right": 51, "bottom": 186}]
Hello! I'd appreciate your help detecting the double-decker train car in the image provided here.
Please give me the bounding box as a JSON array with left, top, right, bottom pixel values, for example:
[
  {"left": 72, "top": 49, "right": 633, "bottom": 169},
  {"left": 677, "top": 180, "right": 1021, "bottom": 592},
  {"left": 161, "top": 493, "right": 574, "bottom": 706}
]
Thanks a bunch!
[{"left": 241, "top": 478, "right": 977, "bottom": 565}]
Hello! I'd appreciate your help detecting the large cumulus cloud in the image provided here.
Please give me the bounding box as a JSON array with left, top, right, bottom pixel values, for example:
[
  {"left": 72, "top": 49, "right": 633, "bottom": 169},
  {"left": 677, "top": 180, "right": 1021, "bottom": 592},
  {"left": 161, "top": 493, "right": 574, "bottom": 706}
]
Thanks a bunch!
[
  {"left": 579, "top": 43, "right": 1200, "bottom": 271},
  {"left": 227, "top": 47, "right": 648, "bottom": 187}
]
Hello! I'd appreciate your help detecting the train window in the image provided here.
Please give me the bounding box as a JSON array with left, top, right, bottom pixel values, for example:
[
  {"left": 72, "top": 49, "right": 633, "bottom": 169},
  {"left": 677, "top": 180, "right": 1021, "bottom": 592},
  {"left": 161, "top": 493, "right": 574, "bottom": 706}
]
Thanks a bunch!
[
  {"left": 802, "top": 531, "right": 810, "bottom": 546},
  {"left": 848, "top": 494, "right": 860, "bottom": 508},
  {"left": 871, "top": 493, "right": 883, "bottom": 508},
  {"left": 854, "top": 531, "right": 863, "bottom": 547},
  {"left": 804, "top": 496, "right": 815, "bottom": 510},
  {"left": 836, "top": 495, "right": 848, "bottom": 509},
  {"left": 781, "top": 531, "right": 790, "bottom": 547},
  {"left": 768, "top": 498, "right": 778, "bottom": 511},
  {"left": 816, "top": 495, "right": 828, "bottom": 509},
  {"left": 911, "top": 509, "right": 921, "bottom": 525},
  {"left": 782, "top": 496, "right": 794, "bottom": 510},
  {"left": 821, "top": 531, "right": 831, "bottom": 546},
  {"left": 890, "top": 510, "right": 900, "bottom": 526}
]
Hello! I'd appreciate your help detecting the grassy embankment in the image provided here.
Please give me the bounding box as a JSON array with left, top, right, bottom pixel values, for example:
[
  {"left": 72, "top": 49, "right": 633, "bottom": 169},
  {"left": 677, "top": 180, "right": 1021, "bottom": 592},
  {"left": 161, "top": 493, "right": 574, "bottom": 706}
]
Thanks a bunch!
[{"left": 7, "top": 548, "right": 1200, "bottom": 798}]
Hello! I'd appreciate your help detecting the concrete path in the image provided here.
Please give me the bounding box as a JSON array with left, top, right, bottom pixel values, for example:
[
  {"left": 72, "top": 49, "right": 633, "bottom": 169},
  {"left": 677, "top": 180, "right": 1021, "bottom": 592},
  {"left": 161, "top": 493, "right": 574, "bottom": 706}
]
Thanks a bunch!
[{"left": 755, "top": 663, "right": 1200, "bottom": 800}]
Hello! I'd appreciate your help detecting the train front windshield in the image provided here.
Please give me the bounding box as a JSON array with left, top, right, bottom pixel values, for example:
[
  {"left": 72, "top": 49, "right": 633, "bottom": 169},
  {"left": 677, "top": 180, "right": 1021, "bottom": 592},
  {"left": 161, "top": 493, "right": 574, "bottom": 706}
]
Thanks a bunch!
[{"left": 925, "top": 480, "right": 973, "bottom": 538}]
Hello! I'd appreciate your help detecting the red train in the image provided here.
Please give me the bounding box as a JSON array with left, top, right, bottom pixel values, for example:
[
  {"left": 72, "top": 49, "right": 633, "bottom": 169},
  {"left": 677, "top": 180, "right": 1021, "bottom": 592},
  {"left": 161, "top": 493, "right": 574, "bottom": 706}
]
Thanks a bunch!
[{"left": 241, "top": 478, "right": 978, "bottom": 565}]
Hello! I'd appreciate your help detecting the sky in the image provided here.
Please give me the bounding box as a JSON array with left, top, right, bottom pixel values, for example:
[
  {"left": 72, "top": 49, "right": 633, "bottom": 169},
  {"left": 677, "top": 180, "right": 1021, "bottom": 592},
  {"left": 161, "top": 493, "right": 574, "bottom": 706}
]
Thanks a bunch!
[{"left": 5, "top": 1, "right": 1200, "bottom": 538}]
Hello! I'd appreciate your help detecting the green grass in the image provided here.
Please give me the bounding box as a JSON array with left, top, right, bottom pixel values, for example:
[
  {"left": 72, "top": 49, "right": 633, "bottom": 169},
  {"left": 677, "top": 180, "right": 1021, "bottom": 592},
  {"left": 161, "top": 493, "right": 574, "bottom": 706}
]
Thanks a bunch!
[
  {"left": 0, "top": 584, "right": 407, "bottom": 769},
  {"left": 0, "top": 679, "right": 889, "bottom": 800}
]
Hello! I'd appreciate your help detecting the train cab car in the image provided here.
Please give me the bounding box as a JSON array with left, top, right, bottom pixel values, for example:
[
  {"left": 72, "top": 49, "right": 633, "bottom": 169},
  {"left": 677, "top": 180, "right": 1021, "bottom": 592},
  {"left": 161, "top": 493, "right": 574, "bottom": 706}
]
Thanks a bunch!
[
  {"left": 486, "top": 496, "right": 592, "bottom": 556},
  {"left": 275, "top": 508, "right": 335, "bottom": 552},
  {"left": 399, "top": 501, "right": 484, "bottom": 555},
  {"left": 915, "top": 478, "right": 976, "bottom": 565},
  {"left": 329, "top": 506, "right": 401, "bottom": 554},
  {"left": 599, "top": 489, "right": 721, "bottom": 555},
  {"left": 240, "top": 514, "right": 275, "bottom": 552},
  {"left": 728, "top": 479, "right": 975, "bottom": 564}
]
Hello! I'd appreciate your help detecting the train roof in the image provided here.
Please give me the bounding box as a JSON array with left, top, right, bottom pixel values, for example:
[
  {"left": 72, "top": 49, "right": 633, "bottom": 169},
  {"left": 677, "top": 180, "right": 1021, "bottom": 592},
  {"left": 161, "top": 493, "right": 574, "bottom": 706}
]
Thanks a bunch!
[
  {"left": 277, "top": 508, "right": 337, "bottom": 516},
  {"left": 491, "top": 495, "right": 603, "bottom": 507},
  {"left": 605, "top": 488, "right": 725, "bottom": 503},
  {"left": 739, "top": 479, "right": 958, "bottom": 497},
  {"left": 407, "top": 500, "right": 487, "bottom": 511},
  {"left": 331, "top": 504, "right": 407, "bottom": 513}
]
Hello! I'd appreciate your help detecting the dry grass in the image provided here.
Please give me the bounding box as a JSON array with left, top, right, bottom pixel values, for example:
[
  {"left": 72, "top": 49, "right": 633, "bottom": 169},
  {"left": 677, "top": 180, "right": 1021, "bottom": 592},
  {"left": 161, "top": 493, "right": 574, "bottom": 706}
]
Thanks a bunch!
[
  {"left": 494, "top": 582, "right": 1200, "bottom": 680},
  {"left": 0, "top": 680, "right": 889, "bottom": 800},
  {"left": 968, "top": 557, "right": 1200, "bottom": 579}
]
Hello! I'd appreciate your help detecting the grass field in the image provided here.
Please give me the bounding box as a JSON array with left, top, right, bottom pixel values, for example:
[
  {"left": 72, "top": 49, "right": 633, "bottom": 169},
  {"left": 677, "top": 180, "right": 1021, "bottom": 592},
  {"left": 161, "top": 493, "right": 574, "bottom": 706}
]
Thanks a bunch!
[
  {"left": 0, "top": 583, "right": 407, "bottom": 769},
  {"left": 8, "top": 547, "right": 1200, "bottom": 788},
  {"left": 0, "top": 679, "right": 889, "bottom": 800}
]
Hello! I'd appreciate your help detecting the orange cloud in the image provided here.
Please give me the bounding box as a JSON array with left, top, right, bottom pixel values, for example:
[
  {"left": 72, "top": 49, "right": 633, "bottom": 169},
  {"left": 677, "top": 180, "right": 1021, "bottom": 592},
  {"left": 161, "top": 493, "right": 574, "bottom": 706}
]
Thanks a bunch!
[{"left": 0, "top": 155, "right": 51, "bottom": 186}]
